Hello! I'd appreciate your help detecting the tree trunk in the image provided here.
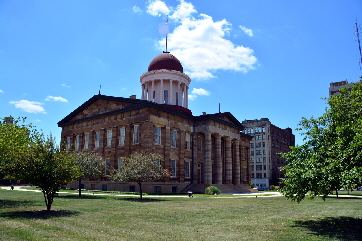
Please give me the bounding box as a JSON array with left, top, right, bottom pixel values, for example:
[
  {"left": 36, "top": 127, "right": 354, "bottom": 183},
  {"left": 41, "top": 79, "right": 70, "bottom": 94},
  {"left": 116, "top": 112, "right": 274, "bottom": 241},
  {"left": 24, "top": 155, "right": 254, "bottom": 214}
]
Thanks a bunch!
[
  {"left": 138, "top": 181, "right": 143, "bottom": 200},
  {"left": 79, "top": 178, "right": 82, "bottom": 197},
  {"left": 43, "top": 191, "right": 54, "bottom": 211},
  {"left": 336, "top": 189, "right": 339, "bottom": 198}
]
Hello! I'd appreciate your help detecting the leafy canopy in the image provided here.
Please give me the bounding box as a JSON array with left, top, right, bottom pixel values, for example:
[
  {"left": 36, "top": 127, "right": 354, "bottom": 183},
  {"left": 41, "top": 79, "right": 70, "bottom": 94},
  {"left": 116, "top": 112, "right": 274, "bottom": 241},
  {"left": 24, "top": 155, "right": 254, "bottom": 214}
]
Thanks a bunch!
[
  {"left": 111, "top": 151, "right": 170, "bottom": 199},
  {"left": 281, "top": 77, "right": 362, "bottom": 202}
]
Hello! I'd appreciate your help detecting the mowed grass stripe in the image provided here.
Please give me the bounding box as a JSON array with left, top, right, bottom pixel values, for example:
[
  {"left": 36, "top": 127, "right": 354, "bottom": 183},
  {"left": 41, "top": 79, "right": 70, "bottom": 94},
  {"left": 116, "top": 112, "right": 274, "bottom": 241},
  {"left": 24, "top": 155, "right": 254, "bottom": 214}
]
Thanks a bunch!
[{"left": 1, "top": 188, "right": 362, "bottom": 240}]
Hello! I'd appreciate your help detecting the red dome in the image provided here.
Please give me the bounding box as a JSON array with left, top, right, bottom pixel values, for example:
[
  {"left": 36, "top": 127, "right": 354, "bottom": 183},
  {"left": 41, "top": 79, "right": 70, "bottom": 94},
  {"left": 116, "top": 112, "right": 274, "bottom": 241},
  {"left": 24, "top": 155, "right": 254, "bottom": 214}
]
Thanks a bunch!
[{"left": 148, "top": 52, "right": 183, "bottom": 73}]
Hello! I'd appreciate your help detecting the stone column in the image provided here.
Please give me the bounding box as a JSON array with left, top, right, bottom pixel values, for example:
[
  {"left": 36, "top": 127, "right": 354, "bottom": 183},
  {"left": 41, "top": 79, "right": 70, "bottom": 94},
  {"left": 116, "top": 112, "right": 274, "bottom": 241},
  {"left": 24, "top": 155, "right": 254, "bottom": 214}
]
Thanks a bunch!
[
  {"left": 204, "top": 132, "right": 212, "bottom": 184},
  {"left": 215, "top": 134, "right": 222, "bottom": 184},
  {"left": 233, "top": 140, "right": 240, "bottom": 184},
  {"left": 160, "top": 79, "right": 163, "bottom": 104},
  {"left": 177, "top": 82, "right": 181, "bottom": 106},
  {"left": 185, "top": 86, "right": 189, "bottom": 108},
  {"left": 151, "top": 80, "right": 155, "bottom": 101},
  {"left": 225, "top": 138, "right": 232, "bottom": 183},
  {"left": 170, "top": 79, "right": 173, "bottom": 105}
]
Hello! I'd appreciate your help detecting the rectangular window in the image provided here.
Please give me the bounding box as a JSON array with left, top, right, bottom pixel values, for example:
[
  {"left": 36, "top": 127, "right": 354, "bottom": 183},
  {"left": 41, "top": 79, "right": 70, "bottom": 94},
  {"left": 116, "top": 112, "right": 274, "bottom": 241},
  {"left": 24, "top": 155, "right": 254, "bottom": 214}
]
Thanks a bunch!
[
  {"left": 251, "top": 173, "right": 254, "bottom": 178},
  {"left": 95, "top": 131, "right": 100, "bottom": 148},
  {"left": 250, "top": 143, "right": 254, "bottom": 148},
  {"left": 197, "top": 136, "right": 202, "bottom": 152},
  {"left": 66, "top": 137, "right": 71, "bottom": 151},
  {"left": 154, "top": 126, "right": 161, "bottom": 145},
  {"left": 264, "top": 165, "right": 266, "bottom": 170},
  {"left": 263, "top": 157, "right": 266, "bottom": 162},
  {"left": 251, "top": 165, "right": 254, "bottom": 171},
  {"left": 171, "top": 130, "right": 177, "bottom": 147},
  {"left": 250, "top": 158, "right": 254, "bottom": 163},
  {"left": 107, "top": 129, "right": 112, "bottom": 147},
  {"left": 185, "top": 161, "right": 190, "bottom": 178},
  {"left": 84, "top": 133, "right": 89, "bottom": 149},
  {"left": 75, "top": 136, "right": 80, "bottom": 150},
  {"left": 133, "top": 125, "right": 140, "bottom": 144},
  {"left": 164, "top": 90, "right": 168, "bottom": 104},
  {"left": 119, "top": 127, "right": 125, "bottom": 146},
  {"left": 155, "top": 159, "right": 160, "bottom": 165},
  {"left": 264, "top": 173, "right": 267, "bottom": 178},
  {"left": 250, "top": 151, "right": 254, "bottom": 156},
  {"left": 105, "top": 158, "right": 111, "bottom": 176},
  {"left": 185, "top": 133, "right": 191, "bottom": 150},
  {"left": 262, "top": 142, "right": 265, "bottom": 147},
  {"left": 118, "top": 158, "right": 124, "bottom": 171},
  {"left": 263, "top": 150, "right": 266, "bottom": 155},
  {"left": 171, "top": 160, "right": 176, "bottom": 177},
  {"left": 154, "top": 186, "right": 162, "bottom": 193}
]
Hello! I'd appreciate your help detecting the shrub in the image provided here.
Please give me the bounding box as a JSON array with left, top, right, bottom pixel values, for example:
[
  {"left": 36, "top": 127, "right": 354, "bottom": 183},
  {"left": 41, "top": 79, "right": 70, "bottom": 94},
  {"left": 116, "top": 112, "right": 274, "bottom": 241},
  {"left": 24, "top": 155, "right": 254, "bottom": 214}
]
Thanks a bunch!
[
  {"left": 250, "top": 183, "right": 255, "bottom": 188},
  {"left": 269, "top": 185, "right": 276, "bottom": 190},
  {"left": 205, "top": 186, "right": 220, "bottom": 195}
]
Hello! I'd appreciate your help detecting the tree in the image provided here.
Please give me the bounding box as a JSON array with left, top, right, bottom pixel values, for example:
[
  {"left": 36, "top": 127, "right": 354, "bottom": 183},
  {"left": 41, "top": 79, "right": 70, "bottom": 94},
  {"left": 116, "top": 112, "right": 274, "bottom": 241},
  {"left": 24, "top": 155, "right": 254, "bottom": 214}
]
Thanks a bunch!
[
  {"left": 0, "top": 117, "right": 39, "bottom": 167},
  {"left": 2, "top": 136, "right": 82, "bottom": 211},
  {"left": 110, "top": 151, "right": 170, "bottom": 200},
  {"left": 281, "top": 77, "right": 362, "bottom": 202},
  {"left": 72, "top": 151, "right": 105, "bottom": 197}
]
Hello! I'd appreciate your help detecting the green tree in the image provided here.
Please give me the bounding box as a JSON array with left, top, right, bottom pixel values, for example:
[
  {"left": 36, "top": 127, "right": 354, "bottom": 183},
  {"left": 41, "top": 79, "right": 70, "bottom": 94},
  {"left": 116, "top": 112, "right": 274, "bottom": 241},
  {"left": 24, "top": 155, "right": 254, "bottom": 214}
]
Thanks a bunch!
[
  {"left": 72, "top": 151, "right": 105, "bottom": 197},
  {"left": 110, "top": 151, "right": 170, "bottom": 200},
  {"left": 2, "top": 136, "right": 82, "bottom": 211},
  {"left": 281, "top": 77, "right": 362, "bottom": 202},
  {"left": 0, "top": 117, "right": 39, "bottom": 166}
]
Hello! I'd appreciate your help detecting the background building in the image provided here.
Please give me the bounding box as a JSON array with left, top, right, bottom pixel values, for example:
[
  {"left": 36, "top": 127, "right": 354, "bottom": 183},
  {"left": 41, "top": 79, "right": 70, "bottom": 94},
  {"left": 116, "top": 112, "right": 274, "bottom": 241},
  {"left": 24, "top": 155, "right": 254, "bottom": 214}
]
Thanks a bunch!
[
  {"left": 329, "top": 80, "right": 354, "bottom": 96},
  {"left": 242, "top": 118, "right": 295, "bottom": 189},
  {"left": 58, "top": 52, "right": 252, "bottom": 194}
]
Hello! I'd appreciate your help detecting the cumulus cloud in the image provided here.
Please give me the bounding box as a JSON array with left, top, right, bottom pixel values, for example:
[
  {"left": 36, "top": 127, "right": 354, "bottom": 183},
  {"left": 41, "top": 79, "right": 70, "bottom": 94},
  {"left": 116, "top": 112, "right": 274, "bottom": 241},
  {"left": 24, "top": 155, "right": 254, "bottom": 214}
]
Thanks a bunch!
[
  {"left": 133, "top": 5, "right": 142, "bottom": 13},
  {"left": 62, "top": 83, "right": 71, "bottom": 88},
  {"left": 45, "top": 96, "right": 68, "bottom": 102},
  {"left": 240, "top": 25, "right": 253, "bottom": 37},
  {"left": 146, "top": 0, "right": 257, "bottom": 80},
  {"left": 169, "top": 0, "right": 197, "bottom": 21},
  {"left": 147, "top": 0, "right": 170, "bottom": 16},
  {"left": 188, "top": 87, "right": 210, "bottom": 100},
  {"left": 9, "top": 100, "right": 46, "bottom": 114}
]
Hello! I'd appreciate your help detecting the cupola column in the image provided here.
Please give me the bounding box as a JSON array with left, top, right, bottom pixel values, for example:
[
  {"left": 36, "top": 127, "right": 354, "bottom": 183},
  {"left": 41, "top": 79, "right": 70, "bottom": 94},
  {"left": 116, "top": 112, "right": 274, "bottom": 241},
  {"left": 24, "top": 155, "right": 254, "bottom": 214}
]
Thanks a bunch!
[
  {"left": 160, "top": 79, "right": 163, "bottom": 104},
  {"left": 170, "top": 79, "right": 173, "bottom": 105}
]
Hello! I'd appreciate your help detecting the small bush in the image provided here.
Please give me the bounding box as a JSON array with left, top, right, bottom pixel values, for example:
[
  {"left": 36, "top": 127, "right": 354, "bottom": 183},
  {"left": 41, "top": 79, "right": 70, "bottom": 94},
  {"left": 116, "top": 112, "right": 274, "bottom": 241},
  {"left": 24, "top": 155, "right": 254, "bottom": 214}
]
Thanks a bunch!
[
  {"left": 250, "top": 183, "right": 255, "bottom": 188},
  {"left": 269, "top": 185, "right": 275, "bottom": 190},
  {"left": 205, "top": 186, "right": 220, "bottom": 195}
]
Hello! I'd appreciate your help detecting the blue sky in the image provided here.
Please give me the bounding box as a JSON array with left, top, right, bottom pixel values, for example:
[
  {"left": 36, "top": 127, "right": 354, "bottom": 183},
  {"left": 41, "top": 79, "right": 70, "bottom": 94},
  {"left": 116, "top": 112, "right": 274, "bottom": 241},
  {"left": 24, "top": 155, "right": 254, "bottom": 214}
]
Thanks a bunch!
[{"left": 1, "top": 0, "right": 361, "bottom": 145}]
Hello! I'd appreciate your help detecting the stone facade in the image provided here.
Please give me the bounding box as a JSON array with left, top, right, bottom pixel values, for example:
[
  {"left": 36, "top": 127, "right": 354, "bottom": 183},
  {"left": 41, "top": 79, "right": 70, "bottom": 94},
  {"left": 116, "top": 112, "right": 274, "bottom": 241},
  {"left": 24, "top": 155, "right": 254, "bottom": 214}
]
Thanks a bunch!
[{"left": 59, "top": 95, "right": 252, "bottom": 193}]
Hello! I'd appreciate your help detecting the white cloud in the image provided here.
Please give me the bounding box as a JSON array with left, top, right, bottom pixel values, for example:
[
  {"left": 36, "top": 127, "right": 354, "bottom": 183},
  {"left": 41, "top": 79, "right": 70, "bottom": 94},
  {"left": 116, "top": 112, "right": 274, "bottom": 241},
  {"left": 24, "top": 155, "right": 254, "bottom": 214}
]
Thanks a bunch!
[
  {"left": 188, "top": 88, "right": 210, "bottom": 100},
  {"left": 169, "top": 0, "right": 197, "bottom": 21},
  {"left": 147, "top": 1, "right": 257, "bottom": 80},
  {"left": 133, "top": 5, "right": 142, "bottom": 13},
  {"left": 147, "top": 0, "right": 170, "bottom": 16},
  {"left": 9, "top": 100, "right": 46, "bottom": 114},
  {"left": 0, "top": 89, "right": 3, "bottom": 93},
  {"left": 45, "top": 96, "right": 68, "bottom": 102},
  {"left": 240, "top": 25, "right": 253, "bottom": 37},
  {"left": 191, "top": 88, "right": 210, "bottom": 96},
  {"left": 62, "top": 83, "right": 71, "bottom": 88}
]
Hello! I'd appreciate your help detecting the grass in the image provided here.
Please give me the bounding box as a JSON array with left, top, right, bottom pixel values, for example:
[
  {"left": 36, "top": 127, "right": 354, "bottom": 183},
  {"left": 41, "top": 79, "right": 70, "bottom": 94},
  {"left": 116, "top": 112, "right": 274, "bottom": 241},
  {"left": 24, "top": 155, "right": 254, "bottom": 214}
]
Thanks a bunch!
[{"left": 1, "top": 188, "right": 362, "bottom": 240}]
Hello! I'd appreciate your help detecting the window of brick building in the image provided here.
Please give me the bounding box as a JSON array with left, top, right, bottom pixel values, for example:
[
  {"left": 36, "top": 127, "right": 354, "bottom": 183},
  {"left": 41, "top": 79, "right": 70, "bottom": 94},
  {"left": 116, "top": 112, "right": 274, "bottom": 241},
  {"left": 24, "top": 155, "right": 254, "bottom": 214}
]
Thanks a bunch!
[
  {"left": 75, "top": 135, "right": 80, "bottom": 150},
  {"left": 105, "top": 158, "right": 111, "bottom": 175},
  {"left": 185, "top": 133, "right": 191, "bottom": 150},
  {"left": 106, "top": 130, "right": 112, "bottom": 147},
  {"left": 154, "top": 126, "right": 161, "bottom": 145},
  {"left": 119, "top": 127, "right": 125, "bottom": 146},
  {"left": 118, "top": 158, "right": 124, "bottom": 171},
  {"left": 185, "top": 161, "right": 190, "bottom": 178},
  {"left": 66, "top": 137, "right": 71, "bottom": 151},
  {"left": 84, "top": 133, "right": 89, "bottom": 149},
  {"left": 171, "top": 130, "right": 177, "bottom": 147},
  {"left": 171, "top": 160, "right": 176, "bottom": 177},
  {"left": 133, "top": 125, "right": 140, "bottom": 144},
  {"left": 95, "top": 131, "right": 100, "bottom": 148},
  {"left": 197, "top": 136, "right": 203, "bottom": 152}
]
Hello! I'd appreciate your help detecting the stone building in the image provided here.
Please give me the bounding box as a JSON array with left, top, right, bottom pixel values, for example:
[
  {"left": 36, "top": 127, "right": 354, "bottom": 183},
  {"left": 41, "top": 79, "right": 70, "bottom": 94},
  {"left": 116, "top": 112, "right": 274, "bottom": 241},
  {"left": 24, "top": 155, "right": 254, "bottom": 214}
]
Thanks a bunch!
[
  {"left": 329, "top": 80, "right": 353, "bottom": 96},
  {"left": 242, "top": 118, "right": 295, "bottom": 189},
  {"left": 58, "top": 52, "right": 252, "bottom": 193}
]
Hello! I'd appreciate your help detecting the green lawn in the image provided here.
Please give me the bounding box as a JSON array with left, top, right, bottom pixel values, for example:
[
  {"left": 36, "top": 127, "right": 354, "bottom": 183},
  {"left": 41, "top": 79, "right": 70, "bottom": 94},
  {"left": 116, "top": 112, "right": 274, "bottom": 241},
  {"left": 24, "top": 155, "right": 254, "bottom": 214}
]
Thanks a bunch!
[{"left": 1, "top": 188, "right": 361, "bottom": 241}]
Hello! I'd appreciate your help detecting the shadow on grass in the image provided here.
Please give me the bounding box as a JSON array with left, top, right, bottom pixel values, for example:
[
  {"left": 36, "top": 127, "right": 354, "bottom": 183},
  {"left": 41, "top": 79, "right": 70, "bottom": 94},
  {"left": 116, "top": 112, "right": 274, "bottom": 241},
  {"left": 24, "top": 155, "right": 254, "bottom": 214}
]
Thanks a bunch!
[
  {"left": 55, "top": 195, "right": 108, "bottom": 200},
  {"left": 0, "top": 199, "right": 39, "bottom": 208},
  {"left": 293, "top": 216, "right": 362, "bottom": 241},
  {"left": 1, "top": 210, "right": 80, "bottom": 219}
]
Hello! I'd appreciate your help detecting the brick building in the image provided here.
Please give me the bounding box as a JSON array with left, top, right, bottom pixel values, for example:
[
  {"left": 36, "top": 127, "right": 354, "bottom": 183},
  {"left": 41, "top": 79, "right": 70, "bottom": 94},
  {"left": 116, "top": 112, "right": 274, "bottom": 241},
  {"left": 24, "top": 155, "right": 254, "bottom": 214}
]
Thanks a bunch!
[
  {"left": 242, "top": 118, "right": 295, "bottom": 189},
  {"left": 58, "top": 52, "right": 252, "bottom": 193},
  {"left": 329, "top": 80, "right": 353, "bottom": 96}
]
